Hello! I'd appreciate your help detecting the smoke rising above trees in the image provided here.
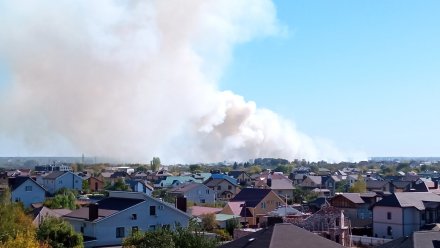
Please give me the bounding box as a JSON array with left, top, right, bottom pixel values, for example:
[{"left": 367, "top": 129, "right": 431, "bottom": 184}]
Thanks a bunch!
[{"left": 0, "top": 0, "right": 360, "bottom": 163}]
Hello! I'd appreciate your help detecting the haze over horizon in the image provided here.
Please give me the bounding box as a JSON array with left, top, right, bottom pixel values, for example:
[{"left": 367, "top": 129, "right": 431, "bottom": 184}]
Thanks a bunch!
[{"left": 1, "top": 1, "right": 439, "bottom": 163}]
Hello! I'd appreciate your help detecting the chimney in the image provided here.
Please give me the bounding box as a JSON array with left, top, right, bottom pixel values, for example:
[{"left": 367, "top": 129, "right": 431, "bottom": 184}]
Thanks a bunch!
[
  {"left": 176, "top": 197, "right": 187, "bottom": 213},
  {"left": 267, "top": 174, "right": 272, "bottom": 187},
  {"left": 389, "top": 181, "right": 395, "bottom": 194},
  {"left": 89, "top": 203, "right": 99, "bottom": 221}
]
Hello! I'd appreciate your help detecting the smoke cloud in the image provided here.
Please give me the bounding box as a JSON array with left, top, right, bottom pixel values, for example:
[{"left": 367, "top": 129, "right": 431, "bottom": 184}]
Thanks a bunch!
[{"left": 0, "top": 0, "right": 360, "bottom": 163}]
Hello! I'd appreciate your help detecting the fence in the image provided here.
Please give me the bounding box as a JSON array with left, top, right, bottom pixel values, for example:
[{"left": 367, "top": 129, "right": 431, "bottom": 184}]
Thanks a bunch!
[{"left": 350, "top": 235, "right": 391, "bottom": 246}]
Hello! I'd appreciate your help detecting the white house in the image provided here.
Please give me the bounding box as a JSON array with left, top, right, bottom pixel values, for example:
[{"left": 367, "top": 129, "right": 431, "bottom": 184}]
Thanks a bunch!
[
  {"left": 63, "top": 191, "right": 190, "bottom": 247},
  {"left": 372, "top": 192, "right": 440, "bottom": 239},
  {"left": 41, "top": 171, "right": 83, "bottom": 194},
  {"left": 168, "top": 182, "right": 216, "bottom": 204},
  {"left": 9, "top": 176, "right": 47, "bottom": 208}
]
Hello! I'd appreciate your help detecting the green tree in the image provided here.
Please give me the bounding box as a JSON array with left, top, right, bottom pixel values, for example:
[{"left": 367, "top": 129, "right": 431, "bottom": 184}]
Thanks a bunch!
[
  {"left": 247, "top": 165, "right": 262, "bottom": 174},
  {"left": 189, "top": 164, "right": 202, "bottom": 173},
  {"left": 82, "top": 180, "right": 90, "bottom": 193},
  {"left": 123, "top": 228, "right": 175, "bottom": 248},
  {"left": 37, "top": 217, "right": 83, "bottom": 248},
  {"left": 335, "top": 180, "right": 350, "bottom": 193},
  {"left": 201, "top": 213, "right": 217, "bottom": 231},
  {"left": 349, "top": 176, "right": 367, "bottom": 193},
  {"left": 106, "top": 178, "right": 129, "bottom": 191},
  {"left": 151, "top": 157, "right": 161, "bottom": 172},
  {"left": 225, "top": 218, "right": 239, "bottom": 236},
  {"left": 44, "top": 190, "right": 77, "bottom": 210}
]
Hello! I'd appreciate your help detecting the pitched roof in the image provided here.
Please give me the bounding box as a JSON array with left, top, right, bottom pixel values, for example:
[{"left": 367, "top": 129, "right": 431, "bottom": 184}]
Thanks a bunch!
[
  {"left": 374, "top": 192, "right": 440, "bottom": 210},
  {"left": 219, "top": 223, "right": 344, "bottom": 248},
  {"left": 224, "top": 201, "right": 246, "bottom": 216},
  {"left": 64, "top": 197, "right": 144, "bottom": 221},
  {"left": 210, "top": 174, "right": 238, "bottom": 185},
  {"left": 169, "top": 182, "right": 205, "bottom": 194},
  {"left": 378, "top": 231, "right": 440, "bottom": 248},
  {"left": 337, "top": 193, "right": 365, "bottom": 204},
  {"left": 230, "top": 188, "right": 272, "bottom": 208},
  {"left": 228, "top": 171, "right": 248, "bottom": 179},
  {"left": 366, "top": 180, "right": 389, "bottom": 189},
  {"left": 44, "top": 171, "right": 67, "bottom": 180},
  {"left": 8, "top": 176, "right": 46, "bottom": 192},
  {"left": 270, "top": 179, "right": 294, "bottom": 190},
  {"left": 306, "top": 176, "right": 322, "bottom": 185}
]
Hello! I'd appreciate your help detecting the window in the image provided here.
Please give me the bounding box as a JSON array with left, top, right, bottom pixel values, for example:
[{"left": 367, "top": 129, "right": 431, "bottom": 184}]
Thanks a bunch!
[
  {"left": 201, "top": 199, "right": 206, "bottom": 203},
  {"left": 149, "top": 225, "right": 156, "bottom": 230},
  {"left": 131, "top": 214, "right": 137, "bottom": 220},
  {"left": 25, "top": 186, "right": 32, "bottom": 191},
  {"left": 116, "top": 227, "right": 125, "bottom": 238},
  {"left": 335, "top": 218, "right": 340, "bottom": 227},
  {"left": 158, "top": 205, "right": 164, "bottom": 210},
  {"left": 132, "top": 226, "right": 138, "bottom": 233},
  {"left": 387, "top": 212, "right": 392, "bottom": 220},
  {"left": 15, "top": 197, "right": 20, "bottom": 202},
  {"left": 217, "top": 186, "right": 221, "bottom": 190},
  {"left": 58, "top": 180, "right": 62, "bottom": 184},
  {"left": 387, "top": 226, "right": 392, "bottom": 236},
  {"left": 228, "top": 185, "right": 232, "bottom": 190},
  {"left": 80, "top": 226, "right": 84, "bottom": 233},
  {"left": 163, "top": 224, "right": 171, "bottom": 230},
  {"left": 206, "top": 189, "right": 210, "bottom": 194},
  {"left": 261, "top": 202, "right": 266, "bottom": 209},
  {"left": 150, "top": 206, "right": 156, "bottom": 216}
]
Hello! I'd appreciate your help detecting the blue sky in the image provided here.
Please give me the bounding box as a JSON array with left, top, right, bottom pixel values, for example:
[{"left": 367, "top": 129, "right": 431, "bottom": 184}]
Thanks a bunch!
[{"left": 220, "top": 0, "right": 440, "bottom": 157}]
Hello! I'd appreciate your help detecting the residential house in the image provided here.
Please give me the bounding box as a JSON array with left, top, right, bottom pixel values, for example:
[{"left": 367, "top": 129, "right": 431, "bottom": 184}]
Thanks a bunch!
[
  {"left": 64, "top": 191, "right": 190, "bottom": 248},
  {"left": 255, "top": 178, "right": 295, "bottom": 200},
  {"left": 228, "top": 171, "right": 252, "bottom": 186},
  {"left": 126, "top": 179, "right": 153, "bottom": 196},
  {"left": 221, "top": 188, "right": 284, "bottom": 226},
  {"left": 322, "top": 175, "right": 340, "bottom": 196},
  {"left": 157, "top": 176, "right": 201, "bottom": 188},
  {"left": 377, "top": 230, "right": 440, "bottom": 248},
  {"left": 219, "top": 223, "right": 344, "bottom": 248},
  {"left": 330, "top": 193, "right": 377, "bottom": 229},
  {"left": 366, "top": 180, "right": 391, "bottom": 193},
  {"left": 88, "top": 176, "right": 104, "bottom": 192},
  {"left": 300, "top": 175, "right": 323, "bottom": 189},
  {"left": 204, "top": 174, "right": 239, "bottom": 200},
  {"left": 8, "top": 176, "right": 47, "bottom": 208},
  {"left": 41, "top": 171, "right": 83, "bottom": 194},
  {"left": 168, "top": 182, "right": 215, "bottom": 204},
  {"left": 372, "top": 192, "right": 440, "bottom": 239},
  {"left": 285, "top": 203, "right": 351, "bottom": 246}
]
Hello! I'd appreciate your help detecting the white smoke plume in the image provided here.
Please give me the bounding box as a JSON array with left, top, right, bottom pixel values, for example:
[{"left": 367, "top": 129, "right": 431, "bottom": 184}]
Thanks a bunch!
[{"left": 0, "top": 0, "right": 359, "bottom": 163}]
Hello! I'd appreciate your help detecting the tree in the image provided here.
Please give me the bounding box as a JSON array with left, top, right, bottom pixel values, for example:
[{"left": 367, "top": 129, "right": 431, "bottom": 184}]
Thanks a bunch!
[
  {"left": 248, "top": 165, "right": 262, "bottom": 174},
  {"left": 123, "top": 228, "right": 175, "bottom": 248},
  {"left": 123, "top": 221, "right": 218, "bottom": 248},
  {"left": 37, "top": 217, "right": 83, "bottom": 248},
  {"left": 201, "top": 213, "right": 217, "bottom": 231},
  {"left": 151, "top": 157, "right": 161, "bottom": 172},
  {"left": 82, "top": 180, "right": 90, "bottom": 193},
  {"left": 106, "top": 178, "right": 130, "bottom": 191},
  {"left": 349, "top": 176, "right": 367, "bottom": 193},
  {"left": 0, "top": 189, "right": 47, "bottom": 247},
  {"left": 44, "top": 190, "right": 77, "bottom": 210},
  {"left": 225, "top": 218, "right": 239, "bottom": 236},
  {"left": 189, "top": 164, "right": 202, "bottom": 173}
]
